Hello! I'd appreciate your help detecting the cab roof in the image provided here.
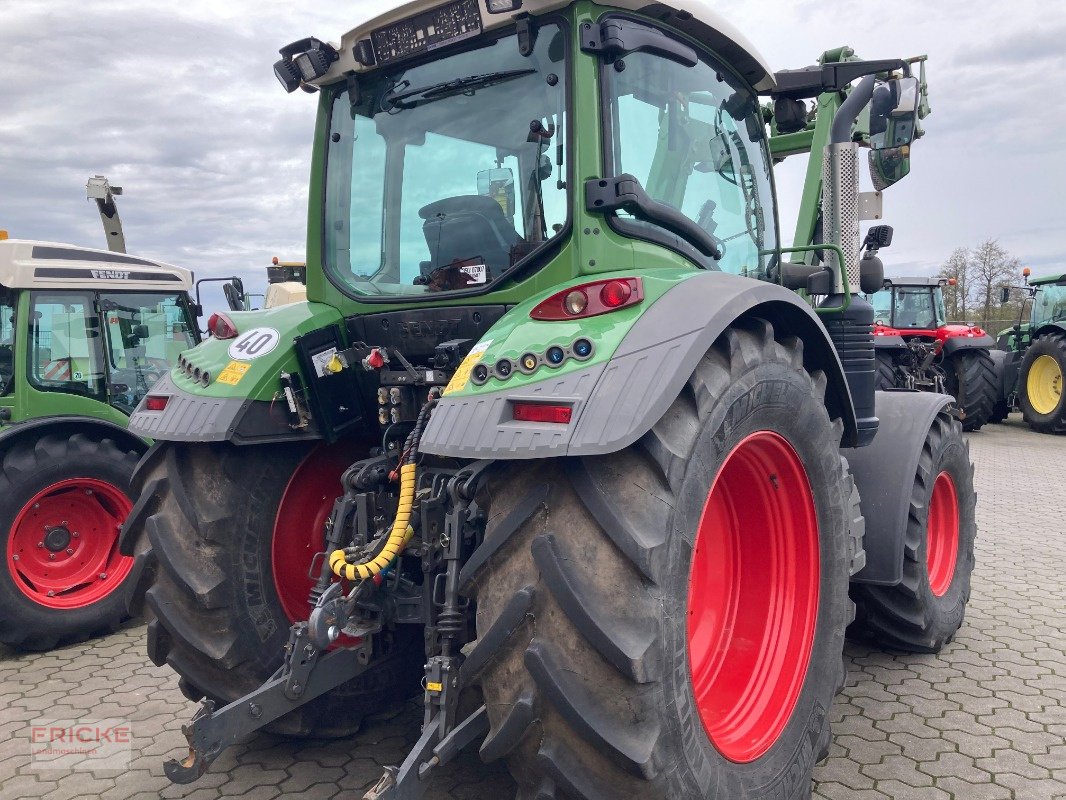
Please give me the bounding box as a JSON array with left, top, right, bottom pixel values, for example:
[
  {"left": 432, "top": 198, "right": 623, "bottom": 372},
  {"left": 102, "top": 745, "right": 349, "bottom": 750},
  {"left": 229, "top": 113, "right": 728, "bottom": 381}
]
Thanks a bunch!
[
  {"left": 0, "top": 240, "right": 193, "bottom": 292},
  {"left": 1030, "top": 272, "right": 1066, "bottom": 286},
  {"left": 311, "top": 0, "right": 774, "bottom": 93},
  {"left": 883, "top": 276, "right": 945, "bottom": 287}
]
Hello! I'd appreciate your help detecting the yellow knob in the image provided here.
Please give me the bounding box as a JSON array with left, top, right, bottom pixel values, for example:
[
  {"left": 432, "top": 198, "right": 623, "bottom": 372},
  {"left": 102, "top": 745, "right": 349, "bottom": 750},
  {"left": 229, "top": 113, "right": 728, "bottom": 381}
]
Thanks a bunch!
[{"left": 327, "top": 354, "right": 344, "bottom": 373}]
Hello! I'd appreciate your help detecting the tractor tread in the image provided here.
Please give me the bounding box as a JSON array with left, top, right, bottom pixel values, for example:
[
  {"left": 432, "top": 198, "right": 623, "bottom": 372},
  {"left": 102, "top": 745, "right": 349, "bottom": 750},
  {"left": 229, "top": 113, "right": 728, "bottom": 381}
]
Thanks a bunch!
[
  {"left": 458, "top": 484, "right": 548, "bottom": 594},
  {"left": 479, "top": 692, "right": 536, "bottom": 763},
  {"left": 531, "top": 534, "right": 660, "bottom": 683},
  {"left": 459, "top": 586, "right": 534, "bottom": 687},
  {"left": 948, "top": 349, "right": 997, "bottom": 431}
]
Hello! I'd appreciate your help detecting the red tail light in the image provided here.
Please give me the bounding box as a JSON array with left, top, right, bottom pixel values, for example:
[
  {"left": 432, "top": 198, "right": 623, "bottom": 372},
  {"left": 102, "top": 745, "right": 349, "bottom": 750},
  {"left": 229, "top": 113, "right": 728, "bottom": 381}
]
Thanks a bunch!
[
  {"left": 208, "top": 312, "right": 238, "bottom": 339},
  {"left": 512, "top": 401, "right": 573, "bottom": 424},
  {"left": 145, "top": 395, "right": 169, "bottom": 411},
  {"left": 531, "top": 278, "right": 643, "bottom": 321}
]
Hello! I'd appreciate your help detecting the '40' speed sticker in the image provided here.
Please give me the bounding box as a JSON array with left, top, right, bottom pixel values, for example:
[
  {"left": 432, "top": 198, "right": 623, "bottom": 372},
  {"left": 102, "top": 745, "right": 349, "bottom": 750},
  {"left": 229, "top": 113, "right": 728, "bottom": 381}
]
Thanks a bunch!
[{"left": 227, "top": 327, "right": 281, "bottom": 360}]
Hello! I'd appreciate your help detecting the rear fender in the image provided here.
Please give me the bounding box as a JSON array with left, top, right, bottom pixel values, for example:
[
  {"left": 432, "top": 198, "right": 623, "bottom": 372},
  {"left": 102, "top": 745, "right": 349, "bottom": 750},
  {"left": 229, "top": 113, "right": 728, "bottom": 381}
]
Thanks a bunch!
[
  {"left": 846, "top": 390, "right": 952, "bottom": 585},
  {"left": 940, "top": 334, "right": 995, "bottom": 357},
  {"left": 420, "top": 272, "right": 859, "bottom": 459},
  {"left": 0, "top": 416, "right": 148, "bottom": 458}
]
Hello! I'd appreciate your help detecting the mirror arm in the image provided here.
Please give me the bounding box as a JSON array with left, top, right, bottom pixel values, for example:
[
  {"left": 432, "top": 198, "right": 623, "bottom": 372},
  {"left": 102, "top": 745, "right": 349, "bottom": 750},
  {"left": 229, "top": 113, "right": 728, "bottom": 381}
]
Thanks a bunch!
[
  {"left": 585, "top": 175, "right": 722, "bottom": 260},
  {"left": 831, "top": 74, "right": 877, "bottom": 143},
  {"left": 581, "top": 18, "right": 698, "bottom": 67}
]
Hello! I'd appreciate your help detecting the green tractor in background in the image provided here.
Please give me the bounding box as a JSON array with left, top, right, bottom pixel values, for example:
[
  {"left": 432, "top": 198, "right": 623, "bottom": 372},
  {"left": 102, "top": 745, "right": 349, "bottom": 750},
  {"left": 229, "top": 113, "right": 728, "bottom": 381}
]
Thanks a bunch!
[
  {"left": 0, "top": 234, "right": 199, "bottom": 649},
  {"left": 120, "top": 2, "right": 976, "bottom": 797},
  {"left": 993, "top": 269, "right": 1066, "bottom": 432}
]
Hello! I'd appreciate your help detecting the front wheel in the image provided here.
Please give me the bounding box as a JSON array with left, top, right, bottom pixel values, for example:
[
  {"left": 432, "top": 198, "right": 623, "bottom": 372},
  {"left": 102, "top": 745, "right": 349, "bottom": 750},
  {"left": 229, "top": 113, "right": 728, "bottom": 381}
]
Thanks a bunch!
[
  {"left": 1019, "top": 334, "right": 1066, "bottom": 434},
  {"left": 849, "top": 409, "right": 976, "bottom": 652},
  {"left": 468, "top": 319, "right": 858, "bottom": 799},
  {"left": 0, "top": 433, "right": 141, "bottom": 650}
]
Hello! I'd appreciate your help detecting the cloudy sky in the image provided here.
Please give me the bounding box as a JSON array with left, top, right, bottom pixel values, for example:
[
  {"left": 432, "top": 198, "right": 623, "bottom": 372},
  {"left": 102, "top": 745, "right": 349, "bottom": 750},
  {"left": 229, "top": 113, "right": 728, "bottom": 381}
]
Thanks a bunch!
[{"left": 1, "top": 0, "right": 1063, "bottom": 310}]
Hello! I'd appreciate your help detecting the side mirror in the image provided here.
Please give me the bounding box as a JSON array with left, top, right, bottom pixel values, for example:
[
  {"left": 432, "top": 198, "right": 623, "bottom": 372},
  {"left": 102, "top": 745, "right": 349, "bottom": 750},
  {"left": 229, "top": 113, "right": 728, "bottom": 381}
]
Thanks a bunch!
[
  {"left": 223, "top": 281, "right": 246, "bottom": 312},
  {"left": 477, "top": 168, "right": 516, "bottom": 217},
  {"left": 868, "top": 76, "right": 920, "bottom": 190},
  {"left": 1000, "top": 286, "right": 1011, "bottom": 305},
  {"left": 191, "top": 303, "right": 203, "bottom": 318}
]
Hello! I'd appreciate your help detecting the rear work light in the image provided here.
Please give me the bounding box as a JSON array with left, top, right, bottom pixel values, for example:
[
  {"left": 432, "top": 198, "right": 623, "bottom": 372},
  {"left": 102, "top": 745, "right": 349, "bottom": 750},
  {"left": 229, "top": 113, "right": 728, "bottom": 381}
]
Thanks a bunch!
[
  {"left": 208, "top": 312, "right": 239, "bottom": 339},
  {"left": 530, "top": 277, "right": 643, "bottom": 321},
  {"left": 512, "top": 401, "right": 573, "bottom": 424},
  {"left": 145, "top": 395, "right": 169, "bottom": 412}
]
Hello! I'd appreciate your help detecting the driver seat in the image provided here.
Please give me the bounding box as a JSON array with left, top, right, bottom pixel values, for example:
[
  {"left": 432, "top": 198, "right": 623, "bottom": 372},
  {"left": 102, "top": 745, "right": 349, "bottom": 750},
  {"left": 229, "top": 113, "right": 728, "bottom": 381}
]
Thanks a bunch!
[{"left": 419, "top": 195, "right": 520, "bottom": 281}]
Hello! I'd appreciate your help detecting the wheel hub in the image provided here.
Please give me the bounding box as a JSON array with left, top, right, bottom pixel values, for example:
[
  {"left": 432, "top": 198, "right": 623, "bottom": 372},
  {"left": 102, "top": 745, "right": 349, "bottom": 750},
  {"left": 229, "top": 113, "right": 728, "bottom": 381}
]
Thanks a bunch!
[
  {"left": 43, "top": 526, "right": 72, "bottom": 552},
  {"left": 687, "top": 430, "right": 820, "bottom": 763},
  {"left": 1027, "top": 354, "right": 1063, "bottom": 416},
  {"left": 6, "top": 478, "right": 133, "bottom": 609}
]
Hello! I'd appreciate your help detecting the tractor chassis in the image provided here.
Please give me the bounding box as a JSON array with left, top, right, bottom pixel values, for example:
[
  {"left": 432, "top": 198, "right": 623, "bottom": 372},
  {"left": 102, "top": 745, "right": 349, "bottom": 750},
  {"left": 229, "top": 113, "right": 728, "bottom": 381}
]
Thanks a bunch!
[{"left": 163, "top": 448, "right": 495, "bottom": 799}]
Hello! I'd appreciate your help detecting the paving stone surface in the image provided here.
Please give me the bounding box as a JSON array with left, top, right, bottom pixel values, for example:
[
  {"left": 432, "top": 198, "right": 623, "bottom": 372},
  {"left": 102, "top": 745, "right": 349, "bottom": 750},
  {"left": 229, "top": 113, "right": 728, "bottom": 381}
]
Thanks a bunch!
[{"left": 1, "top": 418, "right": 1064, "bottom": 799}]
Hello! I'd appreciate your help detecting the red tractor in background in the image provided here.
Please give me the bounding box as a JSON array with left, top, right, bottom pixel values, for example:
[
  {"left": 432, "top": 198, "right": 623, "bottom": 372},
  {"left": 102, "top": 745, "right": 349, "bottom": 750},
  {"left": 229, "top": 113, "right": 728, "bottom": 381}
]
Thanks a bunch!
[{"left": 869, "top": 277, "right": 998, "bottom": 430}]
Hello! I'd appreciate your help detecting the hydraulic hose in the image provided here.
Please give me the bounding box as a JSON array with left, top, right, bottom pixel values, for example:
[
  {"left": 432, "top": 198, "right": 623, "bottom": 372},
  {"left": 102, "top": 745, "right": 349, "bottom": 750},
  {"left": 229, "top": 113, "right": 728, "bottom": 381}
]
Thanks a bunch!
[{"left": 330, "top": 462, "right": 416, "bottom": 581}]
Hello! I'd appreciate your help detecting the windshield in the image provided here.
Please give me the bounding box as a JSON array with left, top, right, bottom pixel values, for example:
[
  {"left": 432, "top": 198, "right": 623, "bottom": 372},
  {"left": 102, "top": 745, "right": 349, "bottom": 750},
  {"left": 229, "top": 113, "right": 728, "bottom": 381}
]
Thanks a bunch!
[
  {"left": 324, "top": 24, "right": 568, "bottom": 298},
  {"left": 98, "top": 292, "right": 196, "bottom": 412},
  {"left": 891, "top": 287, "right": 938, "bottom": 329},
  {"left": 1032, "top": 283, "right": 1066, "bottom": 327}
]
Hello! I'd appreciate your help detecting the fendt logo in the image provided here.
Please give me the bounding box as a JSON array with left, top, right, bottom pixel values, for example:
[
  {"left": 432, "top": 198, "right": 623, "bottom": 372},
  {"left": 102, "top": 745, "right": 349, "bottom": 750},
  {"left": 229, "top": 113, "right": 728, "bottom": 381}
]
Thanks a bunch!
[
  {"left": 398, "top": 319, "right": 461, "bottom": 339},
  {"left": 90, "top": 269, "right": 131, "bottom": 280}
]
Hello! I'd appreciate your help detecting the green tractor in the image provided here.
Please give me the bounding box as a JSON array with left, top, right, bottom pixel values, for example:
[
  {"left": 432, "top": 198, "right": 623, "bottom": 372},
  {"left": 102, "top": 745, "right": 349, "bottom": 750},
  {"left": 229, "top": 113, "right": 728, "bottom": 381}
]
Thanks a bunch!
[
  {"left": 120, "top": 2, "right": 976, "bottom": 797},
  {"left": 993, "top": 269, "right": 1066, "bottom": 432},
  {"left": 0, "top": 236, "right": 199, "bottom": 649}
]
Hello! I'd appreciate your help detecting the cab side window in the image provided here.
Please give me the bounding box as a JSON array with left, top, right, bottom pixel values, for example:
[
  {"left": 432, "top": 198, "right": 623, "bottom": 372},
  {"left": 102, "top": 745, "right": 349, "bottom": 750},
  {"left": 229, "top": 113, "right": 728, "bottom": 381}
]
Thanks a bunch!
[
  {"left": 604, "top": 42, "right": 777, "bottom": 277},
  {"left": 29, "top": 292, "right": 104, "bottom": 397},
  {"left": 0, "top": 291, "right": 15, "bottom": 396}
]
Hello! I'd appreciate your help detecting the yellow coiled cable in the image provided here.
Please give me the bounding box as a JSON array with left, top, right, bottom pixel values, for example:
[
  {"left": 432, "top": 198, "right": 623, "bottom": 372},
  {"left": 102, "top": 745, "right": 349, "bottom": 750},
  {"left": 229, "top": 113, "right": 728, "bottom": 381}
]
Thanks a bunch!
[{"left": 330, "top": 462, "right": 417, "bottom": 581}]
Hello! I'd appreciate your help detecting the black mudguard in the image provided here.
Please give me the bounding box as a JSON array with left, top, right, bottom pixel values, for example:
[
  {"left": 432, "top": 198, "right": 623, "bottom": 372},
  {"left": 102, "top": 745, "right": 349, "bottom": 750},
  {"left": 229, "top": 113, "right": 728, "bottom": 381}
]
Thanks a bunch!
[
  {"left": 0, "top": 415, "right": 148, "bottom": 456},
  {"left": 872, "top": 334, "right": 907, "bottom": 350},
  {"left": 845, "top": 390, "right": 953, "bottom": 586},
  {"left": 941, "top": 334, "right": 995, "bottom": 357},
  {"left": 421, "top": 273, "right": 861, "bottom": 459}
]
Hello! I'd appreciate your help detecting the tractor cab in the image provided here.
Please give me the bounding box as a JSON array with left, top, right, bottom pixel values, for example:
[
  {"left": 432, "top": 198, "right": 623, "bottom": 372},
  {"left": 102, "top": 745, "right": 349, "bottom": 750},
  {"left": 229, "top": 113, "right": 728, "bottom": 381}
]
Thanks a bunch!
[
  {"left": 1030, "top": 277, "right": 1066, "bottom": 330},
  {"left": 868, "top": 276, "right": 948, "bottom": 337},
  {"left": 0, "top": 240, "right": 199, "bottom": 421}
]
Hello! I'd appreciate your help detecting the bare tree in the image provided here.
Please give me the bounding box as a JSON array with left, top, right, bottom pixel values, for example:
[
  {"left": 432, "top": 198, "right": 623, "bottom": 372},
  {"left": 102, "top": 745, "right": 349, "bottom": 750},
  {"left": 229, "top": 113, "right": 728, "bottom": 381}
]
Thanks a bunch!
[
  {"left": 971, "top": 239, "right": 1021, "bottom": 328},
  {"left": 937, "top": 247, "right": 973, "bottom": 320}
]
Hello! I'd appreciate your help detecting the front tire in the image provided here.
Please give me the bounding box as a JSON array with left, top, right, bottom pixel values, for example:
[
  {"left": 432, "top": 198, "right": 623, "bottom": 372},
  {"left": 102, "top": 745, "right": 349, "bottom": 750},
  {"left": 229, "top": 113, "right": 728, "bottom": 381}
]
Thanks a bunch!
[
  {"left": 849, "top": 410, "right": 976, "bottom": 652},
  {"left": 1019, "top": 333, "right": 1066, "bottom": 434},
  {"left": 1, "top": 433, "right": 140, "bottom": 650},
  {"left": 120, "top": 440, "right": 425, "bottom": 737},
  {"left": 944, "top": 349, "right": 997, "bottom": 431},
  {"left": 467, "top": 319, "right": 858, "bottom": 799}
]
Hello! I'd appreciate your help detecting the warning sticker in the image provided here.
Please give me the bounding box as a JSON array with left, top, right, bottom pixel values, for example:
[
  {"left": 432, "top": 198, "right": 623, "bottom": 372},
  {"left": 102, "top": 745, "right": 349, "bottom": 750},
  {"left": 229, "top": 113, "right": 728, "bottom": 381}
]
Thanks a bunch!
[
  {"left": 459, "top": 263, "right": 487, "bottom": 284},
  {"left": 216, "top": 360, "right": 251, "bottom": 386},
  {"left": 443, "top": 340, "right": 492, "bottom": 396},
  {"left": 311, "top": 347, "right": 338, "bottom": 378}
]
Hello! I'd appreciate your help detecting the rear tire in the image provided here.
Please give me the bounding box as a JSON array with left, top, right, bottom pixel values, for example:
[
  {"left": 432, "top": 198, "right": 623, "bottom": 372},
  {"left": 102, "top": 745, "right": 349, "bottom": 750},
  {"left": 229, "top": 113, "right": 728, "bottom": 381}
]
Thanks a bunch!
[
  {"left": 849, "top": 410, "right": 976, "bottom": 652},
  {"left": 874, "top": 350, "right": 898, "bottom": 390},
  {"left": 944, "top": 349, "right": 997, "bottom": 431},
  {"left": 120, "top": 440, "right": 425, "bottom": 737},
  {"left": 468, "top": 319, "right": 858, "bottom": 799},
  {"left": 0, "top": 433, "right": 140, "bottom": 651},
  {"left": 1019, "top": 333, "right": 1066, "bottom": 434}
]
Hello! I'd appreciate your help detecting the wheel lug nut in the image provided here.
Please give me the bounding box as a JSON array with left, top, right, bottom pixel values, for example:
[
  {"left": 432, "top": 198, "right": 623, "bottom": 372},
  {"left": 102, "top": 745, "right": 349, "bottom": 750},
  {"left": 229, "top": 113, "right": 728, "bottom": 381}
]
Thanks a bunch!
[
  {"left": 33, "top": 503, "right": 40, "bottom": 509},
  {"left": 71, "top": 531, "right": 79, "bottom": 538},
  {"left": 49, "top": 554, "right": 55, "bottom": 560},
  {"left": 85, "top": 489, "right": 93, "bottom": 495},
  {"left": 37, "top": 542, "right": 44, "bottom": 548},
  {"left": 66, "top": 548, "right": 74, "bottom": 555},
  {"left": 99, "top": 573, "right": 107, "bottom": 580},
  {"left": 47, "top": 590, "right": 55, "bottom": 597}
]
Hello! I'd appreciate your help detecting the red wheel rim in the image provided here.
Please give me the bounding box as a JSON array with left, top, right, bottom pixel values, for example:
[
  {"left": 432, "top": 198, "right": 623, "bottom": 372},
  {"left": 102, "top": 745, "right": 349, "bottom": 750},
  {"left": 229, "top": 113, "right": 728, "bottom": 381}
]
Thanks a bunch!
[
  {"left": 688, "top": 431, "right": 821, "bottom": 763},
  {"left": 271, "top": 442, "right": 355, "bottom": 624},
  {"left": 6, "top": 478, "right": 133, "bottom": 609},
  {"left": 926, "top": 471, "right": 959, "bottom": 597}
]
